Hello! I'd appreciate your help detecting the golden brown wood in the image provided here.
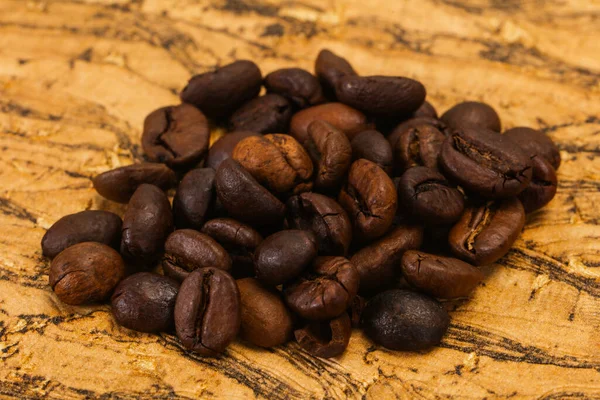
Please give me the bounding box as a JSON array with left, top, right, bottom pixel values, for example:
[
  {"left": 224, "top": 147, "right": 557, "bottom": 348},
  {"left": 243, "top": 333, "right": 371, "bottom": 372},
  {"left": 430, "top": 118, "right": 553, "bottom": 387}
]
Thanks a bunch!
[{"left": 1, "top": 0, "right": 599, "bottom": 398}]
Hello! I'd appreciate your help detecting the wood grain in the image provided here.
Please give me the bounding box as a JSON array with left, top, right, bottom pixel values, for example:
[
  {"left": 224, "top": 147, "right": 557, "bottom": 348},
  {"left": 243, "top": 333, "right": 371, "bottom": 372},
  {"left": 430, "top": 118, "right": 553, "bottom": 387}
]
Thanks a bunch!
[{"left": 1, "top": 0, "right": 599, "bottom": 398}]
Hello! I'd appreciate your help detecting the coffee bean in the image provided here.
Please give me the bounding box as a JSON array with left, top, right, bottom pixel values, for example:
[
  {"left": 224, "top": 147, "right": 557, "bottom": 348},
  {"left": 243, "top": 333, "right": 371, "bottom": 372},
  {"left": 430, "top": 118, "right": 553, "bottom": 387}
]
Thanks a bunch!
[
  {"left": 264, "top": 68, "right": 326, "bottom": 108},
  {"left": 41, "top": 210, "right": 122, "bottom": 259},
  {"left": 413, "top": 101, "right": 438, "bottom": 119},
  {"left": 49, "top": 242, "right": 125, "bottom": 305},
  {"left": 338, "top": 159, "right": 398, "bottom": 241},
  {"left": 180, "top": 60, "right": 262, "bottom": 118},
  {"left": 361, "top": 289, "right": 449, "bottom": 351},
  {"left": 237, "top": 277, "right": 294, "bottom": 347},
  {"left": 448, "top": 197, "right": 525, "bottom": 266},
  {"left": 229, "top": 94, "right": 292, "bottom": 133},
  {"left": 350, "top": 130, "right": 393, "bottom": 175},
  {"left": 163, "top": 229, "right": 231, "bottom": 282},
  {"left": 111, "top": 272, "right": 179, "bottom": 333},
  {"left": 173, "top": 168, "right": 215, "bottom": 230},
  {"left": 254, "top": 230, "right": 318, "bottom": 286},
  {"left": 174, "top": 268, "right": 241, "bottom": 356},
  {"left": 503, "top": 127, "right": 561, "bottom": 170},
  {"left": 518, "top": 156, "right": 558, "bottom": 213},
  {"left": 401, "top": 251, "right": 483, "bottom": 299},
  {"left": 348, "top": 295, "right": 365, "bottom": 328},
  {"left": 314, "top": 49, "right": 357, "bottom": 99},
  {"left": 142, "top": 104, "right": 210, "bottom": 169},
  {"left": 393, "top": 123, "right": 446, "bottom": 174},
  {"left": 284, "top": 256, "right": 359, "bottom": 320},
  {"left": 121, "top": 184, "right": 174, "bottom": 265},
  {"left": 388, "top": 117, "right": 450, "bottom": 149},
  {"left": 439, "top": 128, "right": 532, "bottom": 198},
  {"left": 290, "top": 103, "right": 372, "bottom": 143},
  {"left": 304, "top": 120, "right": 352, "bottom": 189},
  {"left": 441, "top": 101, "right": 501, "bottom": 132},
  {"left": 295, "top": 313, "right": 351, "bottom": 358},
  {"left": 206, "top": 131, "right": 260, "bottom": 171},
  {"left": 93, "top": 163, "right": 176, "bottom": 204}
]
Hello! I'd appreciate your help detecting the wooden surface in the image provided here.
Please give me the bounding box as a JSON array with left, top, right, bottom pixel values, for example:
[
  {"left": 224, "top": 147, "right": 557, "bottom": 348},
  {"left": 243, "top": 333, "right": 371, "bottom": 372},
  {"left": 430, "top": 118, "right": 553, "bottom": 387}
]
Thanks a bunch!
[{"left": 1, "top": 0, "right": 599, "bottom": 398}]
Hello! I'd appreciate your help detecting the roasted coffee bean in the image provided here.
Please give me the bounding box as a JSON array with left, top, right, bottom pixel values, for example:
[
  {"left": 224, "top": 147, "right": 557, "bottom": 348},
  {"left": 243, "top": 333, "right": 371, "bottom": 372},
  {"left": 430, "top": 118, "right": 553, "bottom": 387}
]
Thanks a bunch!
[
  {"left": 111, "top": 272, "right": 179, "bottom": 333},
  {"left": 215, "top": 159, "right": 286, "bottom": 227},
  {"left": 304, "top": 120, "right": 352, "bottom": 189},
  {"left": 351, "top": 224, "right": 423, "bottom": 293},
  {"left": 348, "top": 295, "right": 365, "bottom": 328},
  {"left": 338, "top": 159, "right": 398, "bottom": 241},
  {"left": 449, "top": 197, "right": 525, "bottom": 266},
  {"left": 504, "top": 127, "right": 561, "bottom": 170},
  {"left": 441, "top": 101, "right": 502, "bottom": 132},
  {"left": 286, "top": 192, "right": 352, "bottom": 256},
  {"left": 393, "top": 123, "right": 446, "bottom": 173},
  {"left": 163, "top": 229, "right": 231, "bottom": 282},
  {"left": 315, "top": 49, "right": 357, "bottom": 98},
  {"left": 413, "top": 101, "right": 438, "bottom": 119},
  {"left": 518, "top": 156, "right": 558, "bottom": 213},
  {"left": 207, "top": 132, "right": 260, "bottom": 171},
  {"left": 388, "top": 117, "right": 450, "bottom": 148},
  {"left": 264, "top": 68, "right": 326, "bottom": 108},
  {"left": 49, "top": 242, "right": 125, "bottom": 305},
  {"left": 142, "top": 104, "right": 210, "bottom": 169},
  {"left": 180, "top": 60, "right": 262, "bottom": 118},
  {"left": 42, "top": 210, "right": 122, "bottom": 259},
  {"left": 361, "top": 289, "right": 449, "bottom": 351},
  {"left": 174, "top": 268, "right": 241, "bottom": 356},
  {"left": 401, "top": 251, "right": 483, "bottom": 299},
  {"left": 237, "top": 278, "right": 294, "bottom": 347},
  {"left": 284, "top": 256, "right": 359, "bottom": 320},
  {"left": 397, "top": 166, "right": 465, "bottom": 225},
  {"left": 229, "top": 94, "right": 292, "bottom": 133},
  {"left": 93, "top": 163, "right": 176, "bottom": 204},
  {"left": 336, "top": 76, "right": 426, "bottom": 118},
  {"left": 295, "top": 313, "right": 351, "bottom": 358},
  {"left": 121, "top": 184, "right": 173, "bottom": 265},
  {"left": 290, "top": 103, "right": 372, "bottom": 143},
  {"left": 439, "top": 128, "right": 532, "bottom": 198},
  {"left": 254, "top": 230, "right": 318, "bottom": 286},
  {"left": 350, "top": 130, "right": 393, "bottom": 175},
  {"left": 173, "top": 168, "right": 215, "bottom": 230}
]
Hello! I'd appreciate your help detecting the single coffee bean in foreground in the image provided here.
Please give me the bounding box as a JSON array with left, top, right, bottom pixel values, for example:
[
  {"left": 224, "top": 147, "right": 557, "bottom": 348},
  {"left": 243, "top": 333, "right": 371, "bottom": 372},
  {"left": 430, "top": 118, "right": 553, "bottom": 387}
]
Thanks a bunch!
[
  {"left": 111, "top": 272, "right": 179, "bottom": 333},
  {"left": 441, "top": 101, "right": 502, "bottom": 132},
  {"left": 264, "top": 68, "right": 326, "bottom": 108},
  {"left": 205, "top": 131, "right": 260, "bottom": 171},
  {"left": 229, "top": 94, "right": 292, "bottom": 133},
  {"left": 172, "top": 168, "right": 215, "bottom": 230},
  {"left": 393, "top": 123, "right": 446, "bottom": 174},
  {"left": 413, "top": 101, "right": 438, "bottom": 119},
  {"left": 350, "top": 130, "right": 393, "bottom": 175},
  {"left": 314, "top": 49, "right": 357, "bottom": 99},
  {"left": 174, "top": 268, "right": 241, "bottom": 356},
  {"left": 41, "top": 210, "right": 122, "bottom": 259},
  {"left": 518, "top": 156, "right": 558, "bottom": 213},
  {"left": 295, "top": 312, "right": 352, "bottom": 358},
  {"left": 304, "top": 120, "right": 352, "bottom": 189},
  {"left": 49, "top": 242, "right": 125, "bottom": 305},
  {"left": 503, "top": 127, "right": 561, "bottom": 170}
]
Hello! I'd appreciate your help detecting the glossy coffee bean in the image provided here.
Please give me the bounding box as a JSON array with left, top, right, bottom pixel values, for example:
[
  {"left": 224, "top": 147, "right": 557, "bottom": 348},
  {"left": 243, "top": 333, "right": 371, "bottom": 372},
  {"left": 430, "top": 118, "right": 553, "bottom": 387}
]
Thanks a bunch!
[
  {"left": 348, "top": 295, "right": 366, "bottom": 328},
  {"left": 284, "top": 256, "right": 359, "bottom": 320},
  {"left": 449, "top": 197, "right": 525, "bottom": 266},
  {"left": 264, "top": 68, "right": 326, "bottom": 108},
  {"left": 503, "top": 127, "right": 561, "bottom": 170},
  {"left": 41, "top": 210, "right": 122, "bottom": 259},
  {"left": 401, "top": 251, "right": 483, "bottom": 299},
  {"left": 350, "top": 130, "right": 393, "bottom": 175},
  {"left": 393, "top": 123, "right": 446, "bottom": 173},
  {"left": 439, "top": 128, "right": 532, "bottom": 198},
  {"left": 304, "top": 120, "right": 352, "bottom": 189},
  {"left": 111, "top": 272, "right": 179, "bottom": 333},
  {"left": 173, "top": 168, "right": 215, "bottom": 230},
  {"left": 314, "top": 49, "right": 357, "bottom": 98},
  {"left": 338, "top": 159, "right": 398, "bottom": 241},
  {"left": 361, "top": 289, "right": 449, "bottom": 351},
  {"left": 295, "top": 313, "right": 351, "bottom": 358},
  {"left": 121, "top": 184, "right": 173, "bottom": 265},
  {"left": 180, "top": 60, "right": 262, "bottom": 118},
  {"left": 388, "top": 117, "right": 450, "bottom": 148},
  {"left": 237, "top": 278, "right": 294, "bottom": 347},
  {"left": 49, "top": 242, "right": 125, "bottom": 305},
  {"left": 413, "top": 101, "right": 438, "bottom": 119},
  {"left": 441, "top": 101, "right": 501, "bottom": 132},
  {"left": 254, "top": 230, "right": 318, "bottom": 286},
  {"left": 518, "top": 156, "right": 558, "bottom": 213},
  {"left": 93, "top": 163, "right": 176, "bottom": 204},
  {"left": 206, "top": 131, "right": 260, "bottom": 171},
  {"left": 286, "top": 192, "right": 352, "bottom": 256},
  {"left": 174, "top": 268, "right": 241, "bottom": 356},
  {"left": 229, "top": 94, "right": 292, "bottom": 133}
]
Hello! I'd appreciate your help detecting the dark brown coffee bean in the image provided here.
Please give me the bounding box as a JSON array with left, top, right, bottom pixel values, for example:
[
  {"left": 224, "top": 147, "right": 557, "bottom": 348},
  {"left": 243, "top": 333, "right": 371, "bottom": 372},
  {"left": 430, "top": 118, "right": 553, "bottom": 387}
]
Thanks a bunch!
[
  {"left": 173, "top": 168, "right": 215, "bottom": 230},
  {"left": 338, "top": 159, "right": 398, "bottom": 241},
  {"left": 264, "top": 68, "right": 326, "bottom": 108},
  {"left": 180, "top": 60, "right": 262, "bottom": 119},
  {"left": 314, "top": 49, "right": 357, "bottom": 98},
  {"left": 336, "top": 76, "right": 426, "bottom": 118},
  {"left": 93, "top": 163, "right": 176, "bottom": 204},
  {"left": 41, "top": 210, "right": 122, "bottom": 259},
  {"left": 350, "top": 130, "right": 393, "bottom": 175},
  {"left": 237, "top": 277, "right": 294, "bottom": 347},
  {"left": 393, "top": 124, "right": 446, "bottom": 173},
  {"left": 413, "top": 101, "right": 438, "bottom": 119},
  {"left": 254, "top": 230, "right": 318, "bottom": 286},
  {"left": 49, "top": 242, "right": 125, "bottom": 305},
  {"left": 121, "top": 184, "right": 173, "bottom": 265},
  {"left": 518, "top": 156, "right": 558, "bottom": 213},
  {"left": 388, "top": 117, "right": 450, "bottom": 148},
  {"left": 401, "top": 251, "right": 483, "bottom": 299},
  {"left": 205, "top": 131, "right": 260, "bottom": 171},
  {"left": 348, "top": 295, "right": 365, "bottom": 328},
  {"left": 295, "top": 313, "right": 351, "bottom": 358},
  {"left": 174, "top": 268, "right": 241, "bottom": 356},
  {"left": 229, "top": 94, "right": 292, "bottom": 133},
  {"left": 439, "top": 128, "right": 532, "bottom": 198},
  {"left": 142, "top": 104, "right": 210, "bottom": 169},
  {"left": 304, "top": 120, "right": 352, "bottom": 189},
  {"left": 503, "top": 127, "right": 561, "bottom": 170},
  {"left": 215, "top": 159, "right": 286, "bottom": 227},
  {"left": 441, "top": 101, "right": 502, "bottom": 132},
  {"left": 111, "top": 272, "right": 179, "bottom": 333},
  {"left": 449, "top": 198, "right": 525, "bottom": 266},
  {"left": 361, "top": 290, "right": 449, "bottom": 351}
]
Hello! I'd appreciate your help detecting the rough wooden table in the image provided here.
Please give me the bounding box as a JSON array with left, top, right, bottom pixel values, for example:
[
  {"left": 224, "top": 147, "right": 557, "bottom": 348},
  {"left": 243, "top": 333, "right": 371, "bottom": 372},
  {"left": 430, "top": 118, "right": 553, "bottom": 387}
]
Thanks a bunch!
[{"left": 1, "top": 0, "right": 599, "bottom": 398}]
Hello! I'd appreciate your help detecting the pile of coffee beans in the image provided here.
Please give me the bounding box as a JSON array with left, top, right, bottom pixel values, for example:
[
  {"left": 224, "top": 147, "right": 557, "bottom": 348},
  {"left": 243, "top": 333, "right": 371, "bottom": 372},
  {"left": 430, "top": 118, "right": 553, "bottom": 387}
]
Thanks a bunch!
[{"left": 42, "top": 49, "right": 560, "bottom": 358}]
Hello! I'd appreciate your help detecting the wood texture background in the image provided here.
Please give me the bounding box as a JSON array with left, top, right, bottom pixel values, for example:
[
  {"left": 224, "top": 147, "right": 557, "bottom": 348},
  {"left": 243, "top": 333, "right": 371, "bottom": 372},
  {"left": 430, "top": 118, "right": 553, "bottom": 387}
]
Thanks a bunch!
[{"left": 1, "top": 0, "right": 599, "bottom": 398}]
